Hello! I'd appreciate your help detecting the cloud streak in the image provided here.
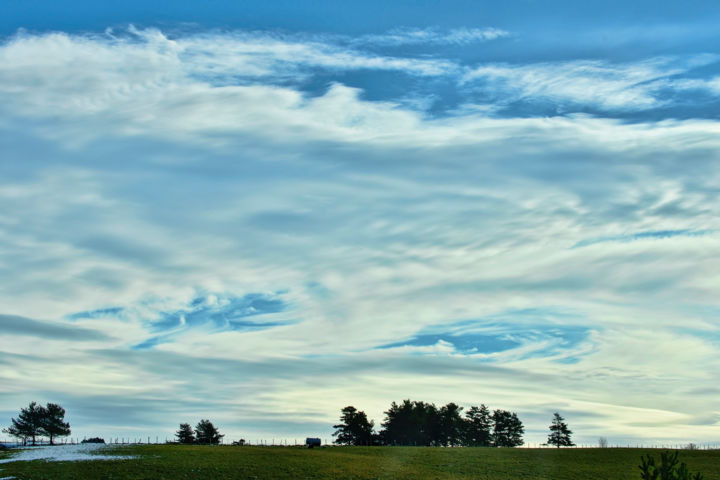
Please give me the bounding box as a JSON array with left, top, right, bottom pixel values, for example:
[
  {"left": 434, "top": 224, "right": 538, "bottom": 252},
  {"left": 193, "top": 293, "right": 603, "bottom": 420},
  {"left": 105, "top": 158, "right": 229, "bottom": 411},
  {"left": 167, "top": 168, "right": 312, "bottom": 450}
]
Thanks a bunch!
[
  {"left": 0, "top": 314, "right": 110, "bottom": 341},
  {"left": 461, "top": 56, "right": 720, "bottom": 112},
  {"left": 355, "top": 27, "right": 509, "bottom": 46},
  {"left": 574, "top": 229, "right": 716, "bottom": 248}
]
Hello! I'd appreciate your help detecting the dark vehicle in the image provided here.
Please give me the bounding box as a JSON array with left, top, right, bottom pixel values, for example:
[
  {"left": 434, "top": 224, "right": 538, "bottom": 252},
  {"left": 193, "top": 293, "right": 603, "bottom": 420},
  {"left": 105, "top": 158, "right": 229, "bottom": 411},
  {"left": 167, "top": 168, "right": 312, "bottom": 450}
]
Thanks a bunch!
[{"left": 305, "top": 437, "right": 321, "bottom": 448}]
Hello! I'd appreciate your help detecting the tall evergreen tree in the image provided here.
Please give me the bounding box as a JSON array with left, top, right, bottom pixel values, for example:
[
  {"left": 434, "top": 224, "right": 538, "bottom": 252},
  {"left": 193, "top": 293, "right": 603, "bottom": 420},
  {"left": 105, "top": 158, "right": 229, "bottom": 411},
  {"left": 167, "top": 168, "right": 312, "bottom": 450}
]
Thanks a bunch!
[
  {"left": 412, "top": 401, "right": 440, "bottom": 446},
  {"left": 42, "top": 403, "right": 71, "bottom": 445},
  {"left": 438, "top": 403, "right": 464, "bottom": 446},
  {"left": 380, "top": 400, "right": 441, "bottom": 446},
  {"left": 2, "top": 401, "right": 46, "bottom": 445},
  {"left": 547, "top": 412, "right": 575, "bottom": 448},
  {"left": 175, "top": 423, "right": 195, "bottom": 444},
  {"left": 332, "top": 406, "right": 375, "bottom": 445},
  {"left": 380, "top": 399, "right": 416, "bottom": 445},
  {"left": 463, "top": 404, "right": 492, "bottom": 446},
  {"left": 491, "top": 409, "right": 524, "bottom": 447},
  {"left": 195, "top": 419, "right": 223, "bottom": 444}
]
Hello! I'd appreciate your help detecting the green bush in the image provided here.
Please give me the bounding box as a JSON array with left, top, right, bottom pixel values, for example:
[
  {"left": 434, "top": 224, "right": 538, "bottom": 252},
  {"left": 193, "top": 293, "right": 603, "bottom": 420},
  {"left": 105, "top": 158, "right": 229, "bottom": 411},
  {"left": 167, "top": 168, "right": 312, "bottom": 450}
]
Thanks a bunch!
[{"left": 639, "top": 450, "right": 703, "bottom": 480}]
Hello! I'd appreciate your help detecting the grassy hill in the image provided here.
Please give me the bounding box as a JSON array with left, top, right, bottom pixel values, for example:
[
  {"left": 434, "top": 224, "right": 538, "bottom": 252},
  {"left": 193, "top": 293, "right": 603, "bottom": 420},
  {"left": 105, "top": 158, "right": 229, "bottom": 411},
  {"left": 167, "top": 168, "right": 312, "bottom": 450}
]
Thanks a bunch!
[{"left": 1, "top": 445, "right": 717, "bottom": 479}]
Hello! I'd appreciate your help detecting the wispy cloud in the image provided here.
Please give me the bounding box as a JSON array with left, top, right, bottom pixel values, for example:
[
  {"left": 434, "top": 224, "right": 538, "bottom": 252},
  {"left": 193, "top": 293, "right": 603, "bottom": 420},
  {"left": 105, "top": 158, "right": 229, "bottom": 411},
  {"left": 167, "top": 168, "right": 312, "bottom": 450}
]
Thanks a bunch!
[
  {"left": 460, "top": 55, "right": 720, "bottom": 113},
  {"left": 68, "top": 307, "right": 125, "bottom": 320},
  {"left": 1, "top": 26, "right": 720, "bottom": 445},
  {"left": 0, "top": 314, "right": 110, "bottom": 341},
  {"left": 463, "top": 59, "right": 670, "bottom": 110},
  {"left": 65, "top": 292, "right": 292, "bottom": 350},
  {"left": 574, "top": 229, "right": 715, "bottom": 248},
  {"left": 355, "top": 27, "right": 509, "bottom": 46}
]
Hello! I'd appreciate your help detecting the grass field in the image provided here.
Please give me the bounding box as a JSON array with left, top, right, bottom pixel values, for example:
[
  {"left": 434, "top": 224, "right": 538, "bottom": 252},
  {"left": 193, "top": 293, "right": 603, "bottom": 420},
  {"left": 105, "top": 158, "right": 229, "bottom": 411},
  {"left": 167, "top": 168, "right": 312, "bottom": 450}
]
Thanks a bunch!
[{"left": 0, "top": 445, "right": 718, "bottom": 480}]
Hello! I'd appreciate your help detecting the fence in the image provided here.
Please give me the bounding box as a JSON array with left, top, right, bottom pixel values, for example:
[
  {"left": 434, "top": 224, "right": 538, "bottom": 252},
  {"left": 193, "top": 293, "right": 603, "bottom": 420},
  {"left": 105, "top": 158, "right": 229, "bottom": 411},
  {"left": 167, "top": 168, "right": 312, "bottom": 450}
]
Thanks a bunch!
[
  {"left": 1, "top": 438, "right": 718, "bottom": 449},
  {"left": 0, "top": 437, "right": 329, "bottom": 447}
]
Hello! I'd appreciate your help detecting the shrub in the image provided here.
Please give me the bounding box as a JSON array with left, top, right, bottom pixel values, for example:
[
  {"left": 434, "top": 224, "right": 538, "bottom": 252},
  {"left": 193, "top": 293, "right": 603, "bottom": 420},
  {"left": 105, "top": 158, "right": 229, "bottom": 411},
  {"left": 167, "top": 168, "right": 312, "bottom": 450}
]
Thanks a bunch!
[
  {"left": 81, "top": 437, "right": 106, "bottom": 444},
  {"left": 639, "top": 451, "right": 703, "bottom": 480}
]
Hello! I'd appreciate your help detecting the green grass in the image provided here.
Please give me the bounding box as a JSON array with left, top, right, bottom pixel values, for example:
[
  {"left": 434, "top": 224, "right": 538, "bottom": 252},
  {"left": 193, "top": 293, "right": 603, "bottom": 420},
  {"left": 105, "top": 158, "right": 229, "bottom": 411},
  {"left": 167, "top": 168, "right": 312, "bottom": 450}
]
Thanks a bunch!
[{"left": 0, "top": 445, "right": 718, "bottom": 480}]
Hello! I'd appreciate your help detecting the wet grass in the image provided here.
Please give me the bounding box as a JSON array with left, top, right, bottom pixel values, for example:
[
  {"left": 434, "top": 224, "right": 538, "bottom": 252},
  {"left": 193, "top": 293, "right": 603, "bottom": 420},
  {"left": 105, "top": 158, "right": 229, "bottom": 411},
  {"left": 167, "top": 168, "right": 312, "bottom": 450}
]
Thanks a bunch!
[{"left": 0, "top": 445, "right": 718, "bottom": 479}]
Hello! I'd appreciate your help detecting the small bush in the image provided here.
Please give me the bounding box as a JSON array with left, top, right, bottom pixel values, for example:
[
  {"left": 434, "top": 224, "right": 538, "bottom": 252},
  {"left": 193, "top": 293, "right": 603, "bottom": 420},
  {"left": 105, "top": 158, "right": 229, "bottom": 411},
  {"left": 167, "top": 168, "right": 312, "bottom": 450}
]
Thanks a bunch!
[
  {"left": 639, "top": 450, "right": 703, "bottom": 480},
  {"left": 81, "top": 437, "right": 106, "bottom": 444}
]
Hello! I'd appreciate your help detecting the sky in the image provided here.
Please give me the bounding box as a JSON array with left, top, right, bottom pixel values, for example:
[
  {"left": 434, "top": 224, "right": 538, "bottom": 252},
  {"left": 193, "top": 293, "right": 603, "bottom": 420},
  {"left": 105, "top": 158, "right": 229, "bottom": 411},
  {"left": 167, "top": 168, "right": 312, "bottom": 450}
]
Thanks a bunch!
[{"left": 1, "top": 0, "right": 719, "bottom": 446}]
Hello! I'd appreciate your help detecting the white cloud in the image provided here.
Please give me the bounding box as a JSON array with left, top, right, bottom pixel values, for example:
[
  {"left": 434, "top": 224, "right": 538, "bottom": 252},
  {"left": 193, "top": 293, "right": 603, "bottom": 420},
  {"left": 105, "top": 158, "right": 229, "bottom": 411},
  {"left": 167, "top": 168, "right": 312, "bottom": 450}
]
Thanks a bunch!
[
  {"left": 356, "top": 27, "right": 509, "bottom": 46},
  {"left": 665, "top": 76, "right": 720, "bottom": 95},
  {"left": 1, "top": 27, "right": 720, "bottom": 444},
  {"left": 462, "top": 59, "right": 671, "bottom": 109},
  {"left": 462, "top": 56, "right": 720, "bottom": 111},
  {"left": 175, "top": 30, "right": 457, "bottom": 78}
]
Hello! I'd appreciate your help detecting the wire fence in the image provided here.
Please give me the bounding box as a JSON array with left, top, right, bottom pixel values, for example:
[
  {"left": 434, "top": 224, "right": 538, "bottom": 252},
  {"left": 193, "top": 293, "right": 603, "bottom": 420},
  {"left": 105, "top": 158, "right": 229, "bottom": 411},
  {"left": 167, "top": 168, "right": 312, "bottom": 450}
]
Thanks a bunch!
[
  {"left": 1, "top": 437, "right": 719, "bottom": 450},
  {"left": 0, "top": 437, "right": 319, "bottom": 447}
]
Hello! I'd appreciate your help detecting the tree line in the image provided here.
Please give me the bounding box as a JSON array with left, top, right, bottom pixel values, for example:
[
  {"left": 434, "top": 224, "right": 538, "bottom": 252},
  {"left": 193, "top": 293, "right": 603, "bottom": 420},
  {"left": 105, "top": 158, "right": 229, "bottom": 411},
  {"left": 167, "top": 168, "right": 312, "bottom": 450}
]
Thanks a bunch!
[
  {"left": 3, "top": 400, "right": 573, "bottom": 449},
  {"left": 333, "top": 400, "right": 574, "bottom": 448},
  {"left": 333, "top": 400, "right": 524, "bottom": 447},
  {"left": 2, "top": 401, "right": 71, "bottom": 445},
  {"left": 175, "top": 420, "right": 224, "bottom": 445}
]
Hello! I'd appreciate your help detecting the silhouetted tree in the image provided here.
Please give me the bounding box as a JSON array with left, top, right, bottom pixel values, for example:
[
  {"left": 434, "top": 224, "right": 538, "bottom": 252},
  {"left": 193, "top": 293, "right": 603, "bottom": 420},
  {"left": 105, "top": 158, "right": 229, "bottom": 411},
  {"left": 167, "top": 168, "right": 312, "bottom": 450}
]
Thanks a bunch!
[
  {"left": 2, "top": 423, "right": 29, "bottom": 445},
  {"left": 380, "top": 400, "right": 463, "bottom": 446},
  {"left": 380, "top": 399, "right": 415, "bottom": 445},
  {"left": 42, "top": 403, "right": 71, "bottom": 445},
  {"left": 333, "top": 406, "right": 375, "bottom": 445},
  {"left": 380, "top": 400, "right": 445, "bottom": 446},
  {"left": 412, "top": 401, "right": 440, "bottom": 446},
  {"left": 195, "top": 419, "right": 223, "bottom": 444},
  {"left": 3, "top": 401, "right": 46, "bottom": 445},
  {"left": 547, "top": 412, "right": 574, "bottom": 448},
  {"left": 175, "top": 423, "right": 195, "bottom": 444},
  {"left": 360, "top": 400, "right": 527, "bottom": 448},
  {"left": 438, "top": 403, "right": 464, "bottom": 446},
  {"left": 491, "top": 409, "right": 524, "bottom": 447},
  {"left": 463, "top": 404, "right": 492, "bottom": 446}
]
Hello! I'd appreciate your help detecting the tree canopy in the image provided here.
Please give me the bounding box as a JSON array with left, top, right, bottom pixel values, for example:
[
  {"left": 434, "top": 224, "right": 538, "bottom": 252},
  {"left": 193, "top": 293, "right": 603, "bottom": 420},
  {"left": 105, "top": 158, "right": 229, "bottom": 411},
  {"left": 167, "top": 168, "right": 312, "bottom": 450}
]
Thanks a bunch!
[
  {"left": 463, "top": 404, "right": 492, "bottom": 447},
  {"left": 42, "top": 403, "right": 71, "bottom": 445},
  {"left": 175, "top": 423, "right": 195, "bottom": 444},
  {"left": 333, "top": 406, "right": 376, "bottom": 446},
  {"left": 336, "top": 400, "right": 525, "bottom": 447},
  {"left": 2, "top": 401, "right": 70, "bottom": 445},
  {"left": 491, "top": 409, "right": 524, "bottom": 447},
  {"left": 195, "top": 419, "right": 224, "bottom": 444},
  {"left": 547, "top": 412, "right": 574, "bottom": 448}
]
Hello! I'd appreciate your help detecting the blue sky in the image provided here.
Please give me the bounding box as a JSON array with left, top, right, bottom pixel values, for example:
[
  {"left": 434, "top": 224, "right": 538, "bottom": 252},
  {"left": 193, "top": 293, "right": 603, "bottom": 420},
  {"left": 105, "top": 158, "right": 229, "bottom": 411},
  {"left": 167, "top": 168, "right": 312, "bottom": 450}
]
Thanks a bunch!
[{"left": 1, "top": 1, "right": 719, "bottom": 445}]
